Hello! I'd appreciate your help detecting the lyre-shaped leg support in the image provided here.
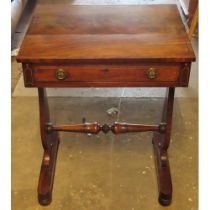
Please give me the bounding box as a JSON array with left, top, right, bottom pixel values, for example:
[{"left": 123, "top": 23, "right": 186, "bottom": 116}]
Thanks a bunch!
[
  {"left": 153, "top": 87, "right": 175, "bottom": 206},
  {"left": 36, "top": 87, "right": 175, "bottom": 206},
  {"left": 37, "top": 88, "right": 60, "bottom": 205}
]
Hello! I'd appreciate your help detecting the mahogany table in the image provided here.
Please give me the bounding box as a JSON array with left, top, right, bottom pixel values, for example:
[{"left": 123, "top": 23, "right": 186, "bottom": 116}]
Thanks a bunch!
[{"left": 17, "top": 4, "right": 195, "bottom": 206}]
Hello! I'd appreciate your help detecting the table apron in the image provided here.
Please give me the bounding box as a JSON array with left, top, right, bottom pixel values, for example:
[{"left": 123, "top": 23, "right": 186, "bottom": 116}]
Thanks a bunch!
[{"left": 22, "top": 63, "right": 191, "bottom": 87}]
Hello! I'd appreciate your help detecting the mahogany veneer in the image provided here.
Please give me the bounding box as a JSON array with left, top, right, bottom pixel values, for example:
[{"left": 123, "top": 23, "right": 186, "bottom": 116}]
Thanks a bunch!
[{"left": 17, "top": 4, "right": 195, "bottom": 206}]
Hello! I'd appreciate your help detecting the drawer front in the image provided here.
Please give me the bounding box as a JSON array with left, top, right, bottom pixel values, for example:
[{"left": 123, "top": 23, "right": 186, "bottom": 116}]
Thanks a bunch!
[{"left": 23, "top": 63, "right": 190, "bottom": 87}]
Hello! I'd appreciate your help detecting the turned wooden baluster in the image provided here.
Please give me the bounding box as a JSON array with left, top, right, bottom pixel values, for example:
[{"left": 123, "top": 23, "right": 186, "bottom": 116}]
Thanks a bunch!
[
  {"left": 45, "top": 122, "right": 167, "bottom": 135},
  {"left": 111, "top": 122, "right": 166, "bottom": 134},
  {"left": 45, "top": 122, "right": 113, "bottom": 134},
  {"left": 46, "top": 123, "right": 101, "bottom": 134}
]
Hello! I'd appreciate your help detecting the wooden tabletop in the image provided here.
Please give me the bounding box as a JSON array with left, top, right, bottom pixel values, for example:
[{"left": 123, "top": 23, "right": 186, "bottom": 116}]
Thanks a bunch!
[{"left": 17, "top": 4, "right": 195, "bottom": 64}]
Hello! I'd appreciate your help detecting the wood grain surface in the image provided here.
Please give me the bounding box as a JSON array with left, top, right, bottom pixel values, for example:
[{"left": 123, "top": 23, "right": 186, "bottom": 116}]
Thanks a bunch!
[{"left": 17, "top": 4, "right": 195, "bottom": 63}]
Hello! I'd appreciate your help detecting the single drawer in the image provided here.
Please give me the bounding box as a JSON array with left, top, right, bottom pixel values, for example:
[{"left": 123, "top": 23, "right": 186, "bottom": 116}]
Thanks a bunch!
[{"left": 23, "top": 63, "right": 190, "bottom": 87}]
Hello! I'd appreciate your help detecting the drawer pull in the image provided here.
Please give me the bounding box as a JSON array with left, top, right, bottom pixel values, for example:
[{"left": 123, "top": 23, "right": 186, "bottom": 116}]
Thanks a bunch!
[
  {"left": 55, "top": 68, "right": 66, "bottom": 80},
  {"left": 146, "top": 68, "right": 158, "bottom": 79}
]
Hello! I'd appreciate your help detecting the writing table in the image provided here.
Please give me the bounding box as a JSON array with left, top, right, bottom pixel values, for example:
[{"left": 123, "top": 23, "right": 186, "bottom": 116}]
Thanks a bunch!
[{"left": 17, "top": 4, "right": 195, "bottom": 206}]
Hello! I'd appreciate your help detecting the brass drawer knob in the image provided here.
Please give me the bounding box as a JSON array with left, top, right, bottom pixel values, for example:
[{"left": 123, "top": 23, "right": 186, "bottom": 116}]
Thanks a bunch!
[
  {"left": 146, "top": 68, "right": 158, "bottom": 79},
  {"left": 55, "top": 68, "right": 66, "bottom": 80}
]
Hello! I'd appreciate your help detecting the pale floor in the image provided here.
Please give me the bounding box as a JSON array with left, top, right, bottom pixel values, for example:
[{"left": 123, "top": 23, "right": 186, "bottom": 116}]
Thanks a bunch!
[{"left": 12, "top": 97, "right": 198, "bottom": 210}]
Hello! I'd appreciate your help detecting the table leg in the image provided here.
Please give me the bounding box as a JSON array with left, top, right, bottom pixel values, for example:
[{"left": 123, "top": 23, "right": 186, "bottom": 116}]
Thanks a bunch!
[
  {"left": 37, "top": 88, "right": 60, "bottom": 205},
  {"left": 36, "top": 87, "right": 175, "bottom": 206},
  {"left": 153, "top": 87, "right": 175, "bottom": 206}
]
